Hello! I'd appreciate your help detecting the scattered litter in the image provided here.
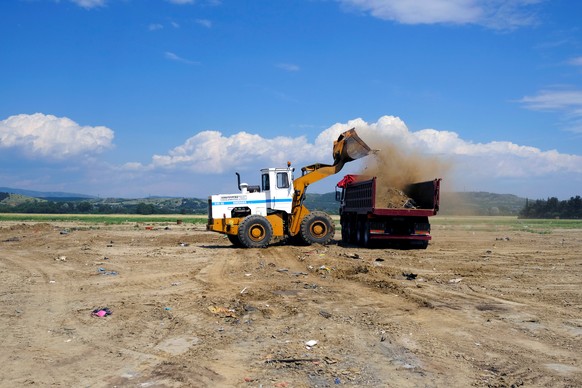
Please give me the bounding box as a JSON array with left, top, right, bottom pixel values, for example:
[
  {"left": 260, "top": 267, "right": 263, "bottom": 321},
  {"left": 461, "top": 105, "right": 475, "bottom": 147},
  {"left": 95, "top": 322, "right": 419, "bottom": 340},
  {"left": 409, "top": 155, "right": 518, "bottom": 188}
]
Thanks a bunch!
[
  {"left": 305, "top": 339, "right": 318, "bottom": 348},
  {"left": 91, "top": 307, "right": 112, "bottom": 317},
  {"left": 97, "top": 267, "right": 118, "bottom": 276},
  {"left": 55, "top": 255, "right": 67, "bottom": 262},
  {"left": 319, "top": 265, "right": 331, "bottom": 272},
  {"left": 208, "top": 306, "right": 237, "bottom": 318},
  {"left": 402, "top": 272, "right": 417, "bottom": 280},
  {"left": 266, "top": 358, "right": 319, "bottom": 364},
  {"left": 449, "top": 278, "right": 463, "bottom": 284}
]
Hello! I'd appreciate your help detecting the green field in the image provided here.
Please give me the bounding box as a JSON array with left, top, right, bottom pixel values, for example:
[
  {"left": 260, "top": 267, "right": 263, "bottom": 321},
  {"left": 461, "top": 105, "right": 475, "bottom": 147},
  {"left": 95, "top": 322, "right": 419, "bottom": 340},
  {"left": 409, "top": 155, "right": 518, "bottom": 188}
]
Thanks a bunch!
[{"left": 432, "top": 215, "right": 582, "bottom": 233}]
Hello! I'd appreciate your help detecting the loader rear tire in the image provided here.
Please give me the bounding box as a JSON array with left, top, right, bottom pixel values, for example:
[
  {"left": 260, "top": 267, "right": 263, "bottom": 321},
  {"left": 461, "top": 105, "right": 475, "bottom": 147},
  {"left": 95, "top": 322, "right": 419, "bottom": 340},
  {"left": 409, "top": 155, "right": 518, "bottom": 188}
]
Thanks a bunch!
[
  {"left": 300, "top": 211, "right": 335, "bottom": 245},
  {"left": 238, "top": 215, "right": 273, "bottom": 248},
  {"left": 227, "top": 233, "right": 243, "bottom": 247}
]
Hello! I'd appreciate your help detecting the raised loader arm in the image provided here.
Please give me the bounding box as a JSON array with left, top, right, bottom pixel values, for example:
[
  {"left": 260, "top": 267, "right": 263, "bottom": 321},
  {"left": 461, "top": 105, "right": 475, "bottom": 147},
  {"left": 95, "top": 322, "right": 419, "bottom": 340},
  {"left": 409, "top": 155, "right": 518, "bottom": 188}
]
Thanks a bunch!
[{"left": 288, "top": 128, "right": 372, "bottom": 236}]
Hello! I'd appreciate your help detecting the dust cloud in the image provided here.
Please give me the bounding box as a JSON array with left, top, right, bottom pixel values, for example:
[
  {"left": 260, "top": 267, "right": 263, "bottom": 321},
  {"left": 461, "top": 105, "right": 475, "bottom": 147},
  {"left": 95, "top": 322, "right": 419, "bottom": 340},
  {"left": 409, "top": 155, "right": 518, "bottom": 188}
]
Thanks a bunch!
[
  {"left": 359, "top": 141, "right": 451, "bottom": 190},
  {"left": 355, "top": 140, "right": 454, "bottom": 209}
]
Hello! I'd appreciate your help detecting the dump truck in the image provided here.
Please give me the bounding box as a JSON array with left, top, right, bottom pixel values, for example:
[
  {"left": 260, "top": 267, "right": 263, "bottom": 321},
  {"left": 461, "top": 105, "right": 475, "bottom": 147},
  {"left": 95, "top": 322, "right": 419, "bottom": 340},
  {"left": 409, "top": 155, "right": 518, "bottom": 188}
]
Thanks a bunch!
[
  {"left": 336, "top": 175, "right": 441, "bottom": 249},
  {"left": 207, "top": 128, "right": 372, "bottom": 248}
]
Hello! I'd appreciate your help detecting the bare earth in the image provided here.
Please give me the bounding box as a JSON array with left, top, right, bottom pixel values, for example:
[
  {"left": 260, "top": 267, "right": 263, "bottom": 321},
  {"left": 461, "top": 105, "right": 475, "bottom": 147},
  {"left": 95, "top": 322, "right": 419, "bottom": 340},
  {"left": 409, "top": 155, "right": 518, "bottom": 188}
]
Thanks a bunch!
[{"left": 0, "top": 219, "right": 581, "bottom": 387}]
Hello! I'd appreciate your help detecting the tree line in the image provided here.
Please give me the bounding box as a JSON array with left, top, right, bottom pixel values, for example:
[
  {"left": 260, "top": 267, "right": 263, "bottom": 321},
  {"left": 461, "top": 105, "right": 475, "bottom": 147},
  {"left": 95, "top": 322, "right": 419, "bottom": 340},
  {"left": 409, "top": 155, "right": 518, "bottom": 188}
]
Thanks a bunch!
[
  {"left": 519, "top": 196, "right": 582, "bottom": 219},
  {"left": 0, "top": 195, "right": 207, "bottom": 215}
]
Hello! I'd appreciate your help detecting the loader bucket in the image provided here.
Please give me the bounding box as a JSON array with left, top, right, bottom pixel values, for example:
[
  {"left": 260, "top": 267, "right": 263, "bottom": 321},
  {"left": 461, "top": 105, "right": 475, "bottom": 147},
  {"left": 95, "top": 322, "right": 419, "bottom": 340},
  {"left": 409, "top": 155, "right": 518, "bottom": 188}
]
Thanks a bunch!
[{"left": 332, "top": 128, "right": 372, "bottom": 166}]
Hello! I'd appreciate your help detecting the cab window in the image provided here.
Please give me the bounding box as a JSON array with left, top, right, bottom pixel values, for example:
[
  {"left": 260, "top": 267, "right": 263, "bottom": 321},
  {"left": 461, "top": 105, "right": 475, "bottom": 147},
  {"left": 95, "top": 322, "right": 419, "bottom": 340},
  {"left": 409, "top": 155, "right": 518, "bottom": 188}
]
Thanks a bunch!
[
  {"left": 262, "top": 173, "right": 270, "bottom": 191},
  {"left": 277, "top": 172, "right": 289, "bottom": 188}
]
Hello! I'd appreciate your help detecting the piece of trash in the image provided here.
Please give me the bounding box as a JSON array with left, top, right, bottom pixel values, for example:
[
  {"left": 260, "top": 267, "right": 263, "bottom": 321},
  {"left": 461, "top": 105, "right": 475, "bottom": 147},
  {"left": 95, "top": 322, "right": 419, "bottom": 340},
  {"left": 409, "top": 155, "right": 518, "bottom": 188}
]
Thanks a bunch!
[
  {"left": 449, "top": 278, "right": 463, "bottom": 284},
  {"left": 145, "top": 226, "right": 153, "bottom": 230},
  {"left": 91, "top": 307, "right": 112, "bottom": 317},
  {"left": 164, "top": 307, "right": 171, "bottom": 311},
  {"left": 319, "top": 265, "right": 331, "bottom": 271},
  {"left": 49, "top": 280, "right": 56, "bottom": 284},
  {"left": 335, "top": 377, "right": 341, "bottom": 384},
  {"left": 171, "top": 282, "right": 181, "bottom": 286},
  {"left": 402, "top": 272, "right": 417, "bottom": 280},
  {"left": 97, "top": 268, "right": 118, "bottom": 276},
  {"left": 55, "top": 255, "right": 67, "bottom": 262},
  {"left": 375, "top": 258, "right": 385, "bottom": 262},
  {"left": 179, "top": 242, "right": 189, "bottom": 247},
  {"left": 305, "top": 340, "right": 318, "bottom": 348},
  {"left": 319, "top": 310, "right": 332, "bottom": 319},
  {"left": 60, "top": 230, "right": 69, "bottom": 235},
  {"left": 208, "top": 306, "right": 237, "bottom": 318},
  {"left": 240, "top": 287, "right": 248, "bottom": 294},
  {"left": 277, "top": 268, "right": 289, "bottom": 273}
]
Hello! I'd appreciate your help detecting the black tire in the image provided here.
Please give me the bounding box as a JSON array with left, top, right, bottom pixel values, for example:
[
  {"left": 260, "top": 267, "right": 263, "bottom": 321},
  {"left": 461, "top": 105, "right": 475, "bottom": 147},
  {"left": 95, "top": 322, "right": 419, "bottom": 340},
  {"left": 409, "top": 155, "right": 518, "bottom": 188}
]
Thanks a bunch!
[
  {"left": 356, "top": 219, "right": 364, "bottom": 246},
  {"left": 238, "top": 215, "right": 273, "bottom": 248},
  {"left": 341, "top": 220, "right": 349, "bottom": 244},
  {"left": 362, "top": 221, "right": 371, "bottom": 247},
  {"left": 300, "top": 211, "right": 335, "bottom": 245},
  {"left": 348, "top": 218, "right": 357, "bottom": 243},
  {"left": 227, "top": 233, "right": 243, "bottom": 247}
]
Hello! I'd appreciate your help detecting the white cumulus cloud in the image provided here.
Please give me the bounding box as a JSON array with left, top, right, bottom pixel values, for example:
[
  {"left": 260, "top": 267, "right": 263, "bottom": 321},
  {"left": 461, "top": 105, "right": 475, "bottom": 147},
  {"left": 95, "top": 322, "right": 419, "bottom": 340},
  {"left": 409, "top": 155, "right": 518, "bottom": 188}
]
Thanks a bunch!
[
  {"left": 0, "top": 113, "right": 114, "bottom": 159},
  {"left": 147, "top": 130, "right": 316, "bottom": 173},
  {"left": 133, "top": 115, "right": 582, "bottom": 186},
  {"left": 338, "top": 0, "right": 541, "bottom": 29},
  {"left": 70, "top": 0, "right": 106, "bottom": 9}
]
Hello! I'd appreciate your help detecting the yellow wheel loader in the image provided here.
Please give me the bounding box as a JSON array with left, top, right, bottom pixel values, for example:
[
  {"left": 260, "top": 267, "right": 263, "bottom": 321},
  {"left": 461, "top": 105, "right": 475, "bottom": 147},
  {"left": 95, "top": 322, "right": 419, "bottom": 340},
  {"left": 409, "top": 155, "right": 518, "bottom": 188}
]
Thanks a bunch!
[{"left": 207, "top": 128, "right": 372, "bottom": 248}]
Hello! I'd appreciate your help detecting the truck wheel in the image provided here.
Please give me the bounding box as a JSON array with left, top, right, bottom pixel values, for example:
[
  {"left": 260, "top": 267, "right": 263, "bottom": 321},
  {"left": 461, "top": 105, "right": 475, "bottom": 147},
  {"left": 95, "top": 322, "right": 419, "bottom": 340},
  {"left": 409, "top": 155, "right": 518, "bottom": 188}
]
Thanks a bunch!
[
  {"left": 362, "top": 222, "right": 371, "bottom": 247},
  {"left": 300, "top": 211, "right": 335, "bottom": 245},
  {"left": 238, "top": 215, "right": 273, "bottom": 248},
  {"left": 227, "top": 233, "right": 243, "bottom": 247},
  {"left": 348, "top": 219, "right": 357, "bottom": 243},
  {"left": 341, "top": 220, "right": 349, "bottom": 244}
]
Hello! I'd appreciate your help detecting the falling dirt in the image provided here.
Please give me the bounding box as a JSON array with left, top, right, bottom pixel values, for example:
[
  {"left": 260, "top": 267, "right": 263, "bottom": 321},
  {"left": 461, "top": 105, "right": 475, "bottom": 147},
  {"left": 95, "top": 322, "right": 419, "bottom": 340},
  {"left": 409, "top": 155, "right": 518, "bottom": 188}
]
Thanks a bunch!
[
  {"left": 360, "top": 142, "right": 451, "bottom": 191},
  {"left": 1, "top": 219, "right": 581, "bottom": 387}
]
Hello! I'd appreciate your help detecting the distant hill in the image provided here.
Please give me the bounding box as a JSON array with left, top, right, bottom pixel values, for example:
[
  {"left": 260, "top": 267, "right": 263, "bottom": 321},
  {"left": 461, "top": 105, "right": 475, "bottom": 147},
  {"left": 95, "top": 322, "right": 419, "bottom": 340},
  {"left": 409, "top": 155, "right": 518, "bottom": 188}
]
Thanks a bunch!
[
  {"left": 438, "top": 191, "right": 526, "bottom": 216},
  {"left": 1, "top": 187, "right": 527, "bottom": 216},
  {"left": 0, "top": 187, "right": 94, "bottom": 199}
]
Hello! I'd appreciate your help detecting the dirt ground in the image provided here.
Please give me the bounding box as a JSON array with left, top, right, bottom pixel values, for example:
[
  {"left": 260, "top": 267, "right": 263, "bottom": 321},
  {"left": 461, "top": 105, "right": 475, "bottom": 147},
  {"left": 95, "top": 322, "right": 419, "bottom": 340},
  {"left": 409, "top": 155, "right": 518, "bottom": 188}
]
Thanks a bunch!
[{"left": 1, "top": 219, "right": 581, "bottom": 387}]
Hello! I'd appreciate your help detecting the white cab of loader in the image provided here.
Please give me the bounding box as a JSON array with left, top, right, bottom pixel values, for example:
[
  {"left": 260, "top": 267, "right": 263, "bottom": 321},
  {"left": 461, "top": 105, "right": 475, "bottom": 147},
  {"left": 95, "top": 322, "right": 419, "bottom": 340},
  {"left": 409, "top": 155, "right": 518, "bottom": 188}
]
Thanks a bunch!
[{"left": 208, "top": 166, "right": 295, "bottom": 219}]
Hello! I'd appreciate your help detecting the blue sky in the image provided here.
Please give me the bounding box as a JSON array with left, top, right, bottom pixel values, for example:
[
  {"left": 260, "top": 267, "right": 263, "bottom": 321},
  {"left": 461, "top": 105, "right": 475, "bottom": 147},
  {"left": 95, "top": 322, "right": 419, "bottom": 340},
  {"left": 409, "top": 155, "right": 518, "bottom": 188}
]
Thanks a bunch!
[{"left": 1, "top": 0, "right": 582, "bottom": 199}]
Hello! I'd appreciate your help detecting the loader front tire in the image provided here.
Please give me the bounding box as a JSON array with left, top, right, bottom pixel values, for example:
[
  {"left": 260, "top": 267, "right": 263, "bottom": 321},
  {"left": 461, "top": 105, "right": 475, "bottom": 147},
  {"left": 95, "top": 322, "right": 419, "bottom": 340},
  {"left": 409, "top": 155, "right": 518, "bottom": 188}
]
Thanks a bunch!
[
  {"left": 238, "top": 215, "right": 273, "bottom": 248},
  {"left": 300, "top": 211, "right": 335, "bottom": 245}
]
